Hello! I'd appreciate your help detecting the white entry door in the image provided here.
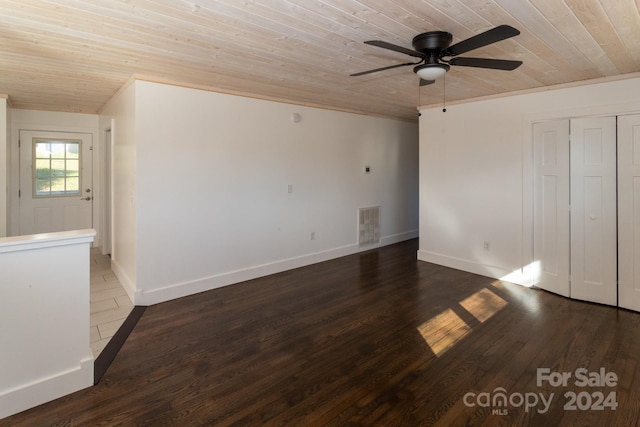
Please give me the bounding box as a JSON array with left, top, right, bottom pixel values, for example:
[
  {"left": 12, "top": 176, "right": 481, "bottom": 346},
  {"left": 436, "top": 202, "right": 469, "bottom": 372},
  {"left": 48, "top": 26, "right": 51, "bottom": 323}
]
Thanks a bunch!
[
  {"left": 618, "top": 114, "right": 640, "bottom": 311},
  {"left": 569, "top": 117, "right": 617, "bottom": 306},
  {"left": 19, "top": 130, "right": 93, "bottom": 235},
  {"left": 533, "top": 120, "right": 570, "bottom": 297}
]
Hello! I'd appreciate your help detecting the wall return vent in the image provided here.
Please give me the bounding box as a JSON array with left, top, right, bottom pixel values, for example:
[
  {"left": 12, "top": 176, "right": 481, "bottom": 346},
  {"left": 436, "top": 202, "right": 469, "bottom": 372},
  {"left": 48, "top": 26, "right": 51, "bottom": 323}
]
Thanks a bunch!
[{"left": 358, "top": 206, "right": 380, "bottom": 245}]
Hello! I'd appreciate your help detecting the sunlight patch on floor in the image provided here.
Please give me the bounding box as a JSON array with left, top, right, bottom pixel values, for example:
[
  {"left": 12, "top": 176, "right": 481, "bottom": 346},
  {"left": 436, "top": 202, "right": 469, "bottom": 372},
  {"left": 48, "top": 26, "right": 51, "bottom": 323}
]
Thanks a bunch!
[
  {"left": 418, "top": 308, "right": 471, "bottom": 357},
  {"left": 418, "top": 288, "right": 508, "bottom": 356},
  {"left": 459, "top": 288, "right": 508, "bottom": 323}
]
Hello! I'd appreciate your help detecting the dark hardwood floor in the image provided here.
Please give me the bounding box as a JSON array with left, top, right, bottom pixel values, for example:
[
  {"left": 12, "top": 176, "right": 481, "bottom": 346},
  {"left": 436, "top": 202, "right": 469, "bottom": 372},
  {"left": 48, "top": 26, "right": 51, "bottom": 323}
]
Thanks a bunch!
[{"left": 4, "top": 239, "right": 640, "bottom": 426}]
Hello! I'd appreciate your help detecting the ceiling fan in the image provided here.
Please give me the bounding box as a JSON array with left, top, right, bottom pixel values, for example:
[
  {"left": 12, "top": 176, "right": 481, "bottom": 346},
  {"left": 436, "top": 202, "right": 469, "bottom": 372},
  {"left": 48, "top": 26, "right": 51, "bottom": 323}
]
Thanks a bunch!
[{"left": 351, "top": 25, "right": 523, "bottom": 86}]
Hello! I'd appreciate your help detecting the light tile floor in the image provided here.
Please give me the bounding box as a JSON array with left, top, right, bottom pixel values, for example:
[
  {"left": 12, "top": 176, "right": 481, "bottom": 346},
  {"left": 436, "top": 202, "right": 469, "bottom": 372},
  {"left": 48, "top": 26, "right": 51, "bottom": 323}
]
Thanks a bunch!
[{"left": 90, "top": 248, "right": 133, "bottom": 358}]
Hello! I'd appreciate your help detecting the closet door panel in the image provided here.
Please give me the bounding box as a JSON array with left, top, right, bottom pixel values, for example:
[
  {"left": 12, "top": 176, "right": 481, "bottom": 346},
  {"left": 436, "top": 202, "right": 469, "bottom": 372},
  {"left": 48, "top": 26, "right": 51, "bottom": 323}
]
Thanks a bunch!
[
  {"left": 570, "top": 117, "right": 617, "bottom": 306},
  {"left": 618, "top": 114, "right": 640, "bottom": 311},
  {"left": 533, "top": 120, "right": 570, "bottom": 297}
]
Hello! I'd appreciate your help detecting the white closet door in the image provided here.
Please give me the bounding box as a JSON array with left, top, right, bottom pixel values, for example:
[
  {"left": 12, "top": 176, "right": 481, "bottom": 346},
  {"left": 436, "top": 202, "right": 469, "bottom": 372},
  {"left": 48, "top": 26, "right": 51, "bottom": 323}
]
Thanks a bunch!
[
  {"left": 533, "top": 120, "right": 570, "bottom": 296},
  {"left": 618, "top": 114, "right": 640, "bottom": 311},
  {"left": 570, "top": 117, "right": 617, "bottom": 305}
]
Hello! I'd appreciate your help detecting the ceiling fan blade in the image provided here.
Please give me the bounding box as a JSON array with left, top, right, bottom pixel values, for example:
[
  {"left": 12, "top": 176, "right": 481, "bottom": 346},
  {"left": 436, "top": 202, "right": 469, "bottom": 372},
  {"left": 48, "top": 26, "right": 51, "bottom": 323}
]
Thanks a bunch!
[
  {"left": 419, "top": 79, "right": 435, "bottom": 86},
  {"left": 350, "top": 62, "right": 419, "bottom": 77},
  {"left": 364, "top": 40, "right": 424, "bottom": 58},
  {"left": 449, "top": 57, "right": 522, "bottom": 70},
  {"left": 443, "top": 25, "right": 520, "bottom": 57}
]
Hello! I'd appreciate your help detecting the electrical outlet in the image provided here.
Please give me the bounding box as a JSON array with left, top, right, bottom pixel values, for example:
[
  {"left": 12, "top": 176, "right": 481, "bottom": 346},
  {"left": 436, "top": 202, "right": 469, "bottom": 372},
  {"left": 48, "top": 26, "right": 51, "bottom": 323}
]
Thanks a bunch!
[
  {"left": 483, "top": 241, "right": 490, "bottom": 251},
  {"left": 310, "top": 231, "right": 315, "bottom": 240},
  {"left": 288, "top": 184, "right": 293, "bottom": 194}
]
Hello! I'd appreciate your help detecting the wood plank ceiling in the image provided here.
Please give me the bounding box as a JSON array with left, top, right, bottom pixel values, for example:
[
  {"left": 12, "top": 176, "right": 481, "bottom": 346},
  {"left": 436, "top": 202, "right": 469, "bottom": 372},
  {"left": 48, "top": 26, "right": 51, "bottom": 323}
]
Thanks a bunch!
[{"left": 1, "top": 0, "right": 639, "bottom": 121}]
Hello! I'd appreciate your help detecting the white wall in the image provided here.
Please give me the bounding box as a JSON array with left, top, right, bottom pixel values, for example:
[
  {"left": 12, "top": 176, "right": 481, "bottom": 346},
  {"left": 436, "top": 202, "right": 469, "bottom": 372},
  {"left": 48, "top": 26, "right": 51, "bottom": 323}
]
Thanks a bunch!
[
  {"left": 99, "top": 83, "right": 137, "bottom": 301},
  {"left": 103, "top": 80, "right": 418, "bottom": 305},
  {"left": 0, "top": 230, "right": 95, "bottom": 419},
  {"left": 8, "top": 110, "right": 100, "bottom": 241},
  {"left": 418, "top": 76, "right": 640, "bottom": 284},
  {"left": 0, "top": 98, "right": 7, "bottom": 237}
]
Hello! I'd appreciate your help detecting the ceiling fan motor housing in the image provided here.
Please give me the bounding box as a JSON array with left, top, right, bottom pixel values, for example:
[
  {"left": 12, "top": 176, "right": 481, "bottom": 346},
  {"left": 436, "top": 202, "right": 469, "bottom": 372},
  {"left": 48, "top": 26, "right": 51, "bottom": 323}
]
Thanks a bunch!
[{"left": 412, "top": 31, "right": 453, "bottom": 54}]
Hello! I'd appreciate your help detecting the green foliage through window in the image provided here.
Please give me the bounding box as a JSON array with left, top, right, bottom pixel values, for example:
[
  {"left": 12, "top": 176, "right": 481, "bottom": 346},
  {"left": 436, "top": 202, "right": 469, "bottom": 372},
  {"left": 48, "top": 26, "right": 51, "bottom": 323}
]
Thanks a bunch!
[{"left": 34, "top": 139, "right": 81, "bottom": 197}]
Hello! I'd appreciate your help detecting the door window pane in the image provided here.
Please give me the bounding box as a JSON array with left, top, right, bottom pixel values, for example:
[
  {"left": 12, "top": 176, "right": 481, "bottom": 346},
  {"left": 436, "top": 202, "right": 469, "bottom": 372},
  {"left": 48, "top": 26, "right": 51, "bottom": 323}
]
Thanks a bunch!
[{"left": 33, "top": 139, "right": 82, "bottom": 197}]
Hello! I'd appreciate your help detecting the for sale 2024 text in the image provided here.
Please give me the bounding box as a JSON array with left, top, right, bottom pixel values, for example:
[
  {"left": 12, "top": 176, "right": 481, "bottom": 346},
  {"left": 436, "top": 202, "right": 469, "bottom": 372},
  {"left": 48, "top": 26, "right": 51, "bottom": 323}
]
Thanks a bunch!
[
  {"left": 537, "top": 367, "right": 618, "bottom": 411},
  {"left": 463, "top": 367, "right": 618, "bottom": 415}
]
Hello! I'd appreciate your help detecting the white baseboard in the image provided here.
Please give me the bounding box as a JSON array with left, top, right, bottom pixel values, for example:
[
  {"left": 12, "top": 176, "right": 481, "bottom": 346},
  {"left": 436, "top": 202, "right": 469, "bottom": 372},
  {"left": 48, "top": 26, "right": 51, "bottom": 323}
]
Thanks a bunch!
[
  {"left": 416, "top": 249, "right": 527, "bottom": 286},
  {"left": 381, "top": 229, "right": 418, "bottom": 246},
  {"left": 0, "top": 358, "right": 93, "bottom": 420},
  {"left": 110, "top": 258, "right": 139, "bottom": 304},
  {"left": 137, "top": 230, "right": 418, "bottom": 306}
]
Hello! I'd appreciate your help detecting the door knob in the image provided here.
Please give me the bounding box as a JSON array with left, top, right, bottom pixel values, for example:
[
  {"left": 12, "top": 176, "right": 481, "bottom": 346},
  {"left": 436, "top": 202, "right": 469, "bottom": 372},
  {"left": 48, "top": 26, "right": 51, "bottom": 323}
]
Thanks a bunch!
[{"left": 81, "top": 196, "right": 92, "bottom": 201}]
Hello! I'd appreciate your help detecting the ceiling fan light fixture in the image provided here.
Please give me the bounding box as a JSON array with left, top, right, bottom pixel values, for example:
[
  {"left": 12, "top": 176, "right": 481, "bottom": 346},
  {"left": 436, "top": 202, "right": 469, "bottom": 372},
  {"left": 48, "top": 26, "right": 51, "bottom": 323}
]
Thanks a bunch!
[{"left": 414, "top": 63, "right": 450, "bottom": 80}]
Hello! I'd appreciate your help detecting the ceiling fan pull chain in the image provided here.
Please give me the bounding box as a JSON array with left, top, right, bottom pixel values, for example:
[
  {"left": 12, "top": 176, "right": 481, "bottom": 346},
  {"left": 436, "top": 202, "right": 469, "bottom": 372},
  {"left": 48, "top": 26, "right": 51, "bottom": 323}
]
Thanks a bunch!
[{"left": 442, "top": 74, "right": 447, "bottom": 113}]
